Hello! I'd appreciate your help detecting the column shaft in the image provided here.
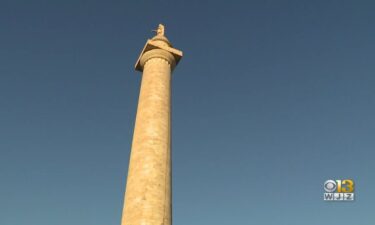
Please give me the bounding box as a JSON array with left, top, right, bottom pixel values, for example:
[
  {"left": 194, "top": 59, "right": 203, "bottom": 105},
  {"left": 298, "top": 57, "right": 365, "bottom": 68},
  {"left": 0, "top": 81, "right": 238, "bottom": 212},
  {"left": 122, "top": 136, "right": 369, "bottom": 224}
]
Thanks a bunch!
[{"left": 122, "top": 57, "right": 172, "bottom": 225}]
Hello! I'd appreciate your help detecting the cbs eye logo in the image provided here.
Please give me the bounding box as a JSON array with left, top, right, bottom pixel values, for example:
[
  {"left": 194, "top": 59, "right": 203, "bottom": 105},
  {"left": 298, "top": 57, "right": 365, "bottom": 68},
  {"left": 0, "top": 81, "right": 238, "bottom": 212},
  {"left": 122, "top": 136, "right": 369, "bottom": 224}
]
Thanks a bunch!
[{"left": 324, "top": 179, "right": 355, "bottom": 201}]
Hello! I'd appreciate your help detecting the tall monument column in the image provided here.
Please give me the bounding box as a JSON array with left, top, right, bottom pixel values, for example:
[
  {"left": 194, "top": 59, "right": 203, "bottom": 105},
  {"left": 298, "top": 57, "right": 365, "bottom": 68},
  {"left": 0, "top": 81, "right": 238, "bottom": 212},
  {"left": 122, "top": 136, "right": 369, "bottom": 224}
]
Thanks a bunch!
[{"left": 121, "top": 25, "right": 183, "bottom": 225}]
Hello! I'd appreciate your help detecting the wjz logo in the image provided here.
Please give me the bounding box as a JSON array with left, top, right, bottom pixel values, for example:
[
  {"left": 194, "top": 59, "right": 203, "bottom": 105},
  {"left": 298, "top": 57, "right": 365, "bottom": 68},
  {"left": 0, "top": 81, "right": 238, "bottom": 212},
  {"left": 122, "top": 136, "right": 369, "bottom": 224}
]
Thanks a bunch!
[{"left": 324, "top": 179, "right": 355, "bottom": 201}]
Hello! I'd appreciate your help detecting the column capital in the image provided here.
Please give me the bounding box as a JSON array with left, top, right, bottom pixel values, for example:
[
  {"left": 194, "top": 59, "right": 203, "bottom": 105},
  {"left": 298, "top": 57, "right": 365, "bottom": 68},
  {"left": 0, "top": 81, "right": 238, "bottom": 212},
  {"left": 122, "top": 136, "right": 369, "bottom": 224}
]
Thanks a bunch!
[
  {"left": 140, "top": 49, "right": 176, "bottom": 70},
  {"left": 135, "top": 39, "right": 183, "bottom": 72}
]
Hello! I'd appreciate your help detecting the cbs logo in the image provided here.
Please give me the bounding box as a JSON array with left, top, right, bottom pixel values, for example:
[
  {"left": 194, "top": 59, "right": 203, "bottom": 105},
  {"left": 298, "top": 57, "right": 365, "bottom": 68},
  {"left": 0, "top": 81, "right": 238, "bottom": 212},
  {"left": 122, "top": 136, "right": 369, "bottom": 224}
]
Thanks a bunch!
[{"left": 324, "top": 179, "right": 354, "bottom": 193}]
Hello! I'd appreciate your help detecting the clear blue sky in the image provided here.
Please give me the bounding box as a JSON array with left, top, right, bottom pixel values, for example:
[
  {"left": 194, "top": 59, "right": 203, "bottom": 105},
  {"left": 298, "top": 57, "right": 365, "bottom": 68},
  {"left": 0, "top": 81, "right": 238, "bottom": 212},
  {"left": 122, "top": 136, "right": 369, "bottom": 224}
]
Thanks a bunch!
[{"left": 1, "top": 1, "right": 374, "bottom": 224}]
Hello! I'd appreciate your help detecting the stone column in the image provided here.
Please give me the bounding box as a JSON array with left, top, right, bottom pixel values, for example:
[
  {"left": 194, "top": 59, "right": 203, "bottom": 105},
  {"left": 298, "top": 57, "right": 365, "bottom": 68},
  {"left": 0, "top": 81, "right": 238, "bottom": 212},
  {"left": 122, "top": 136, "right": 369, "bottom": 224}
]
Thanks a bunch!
[{"left": 121, "top": 25, "right": 183, "bottom": 225}]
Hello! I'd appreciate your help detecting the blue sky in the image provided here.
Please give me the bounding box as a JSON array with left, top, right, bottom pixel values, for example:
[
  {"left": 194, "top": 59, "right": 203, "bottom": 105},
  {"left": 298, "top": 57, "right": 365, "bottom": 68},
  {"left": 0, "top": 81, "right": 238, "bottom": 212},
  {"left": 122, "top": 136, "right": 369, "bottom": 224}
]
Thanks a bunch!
[{"left": 1, "top": 1, "right": 374, "bottom": 224}]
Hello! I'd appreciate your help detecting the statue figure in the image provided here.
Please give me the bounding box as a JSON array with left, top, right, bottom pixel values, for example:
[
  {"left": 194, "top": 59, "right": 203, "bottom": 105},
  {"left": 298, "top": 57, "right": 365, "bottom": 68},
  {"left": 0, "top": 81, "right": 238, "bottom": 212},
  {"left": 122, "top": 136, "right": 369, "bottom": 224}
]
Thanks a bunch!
[{"left": 155, "top": 24, "right": 165, "bottom": 36}]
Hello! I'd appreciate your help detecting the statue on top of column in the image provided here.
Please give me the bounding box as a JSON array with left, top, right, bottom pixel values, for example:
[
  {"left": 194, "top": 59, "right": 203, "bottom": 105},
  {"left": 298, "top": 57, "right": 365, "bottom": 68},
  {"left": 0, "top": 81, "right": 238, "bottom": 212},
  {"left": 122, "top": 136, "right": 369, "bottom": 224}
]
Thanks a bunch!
[{"left": 155, "top": 24, "right": 165, "bottom": 36}]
